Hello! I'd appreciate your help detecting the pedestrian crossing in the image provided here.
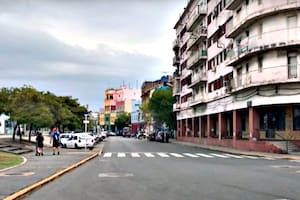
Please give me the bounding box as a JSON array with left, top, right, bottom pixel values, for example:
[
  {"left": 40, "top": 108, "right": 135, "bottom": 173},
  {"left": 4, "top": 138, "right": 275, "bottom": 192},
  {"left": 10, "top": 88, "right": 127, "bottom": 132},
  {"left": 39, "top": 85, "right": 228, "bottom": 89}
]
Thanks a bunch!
[{"left": 101, "top": 152, "right": 266, "bottom": 160}]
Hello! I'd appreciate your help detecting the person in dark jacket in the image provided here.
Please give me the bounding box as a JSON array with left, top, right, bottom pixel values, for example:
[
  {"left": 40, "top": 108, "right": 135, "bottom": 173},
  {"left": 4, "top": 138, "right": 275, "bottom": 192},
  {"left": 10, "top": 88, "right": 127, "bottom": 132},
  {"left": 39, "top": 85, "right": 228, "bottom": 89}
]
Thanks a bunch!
[{"left": 36, "top": 132, "right": 44, "bottom": 156}]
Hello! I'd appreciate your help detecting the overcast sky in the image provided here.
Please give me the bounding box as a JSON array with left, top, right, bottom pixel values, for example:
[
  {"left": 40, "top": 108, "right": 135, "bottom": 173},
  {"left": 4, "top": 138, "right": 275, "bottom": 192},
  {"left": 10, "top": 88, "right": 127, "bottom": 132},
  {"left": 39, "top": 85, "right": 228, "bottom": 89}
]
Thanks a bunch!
[{"left": 0, "top": 0, "right": 186, "bottom": 111}]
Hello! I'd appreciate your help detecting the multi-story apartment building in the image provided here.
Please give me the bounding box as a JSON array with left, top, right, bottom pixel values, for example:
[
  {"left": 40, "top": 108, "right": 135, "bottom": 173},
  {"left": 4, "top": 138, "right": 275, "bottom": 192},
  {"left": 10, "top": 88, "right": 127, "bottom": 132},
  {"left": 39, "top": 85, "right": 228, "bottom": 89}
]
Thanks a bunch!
[
  {"left": 99, "top": 85, "right": 141, "bottom": 131},
  {"left": 173, "top": 0, "right": 300, "bottom": 153}
]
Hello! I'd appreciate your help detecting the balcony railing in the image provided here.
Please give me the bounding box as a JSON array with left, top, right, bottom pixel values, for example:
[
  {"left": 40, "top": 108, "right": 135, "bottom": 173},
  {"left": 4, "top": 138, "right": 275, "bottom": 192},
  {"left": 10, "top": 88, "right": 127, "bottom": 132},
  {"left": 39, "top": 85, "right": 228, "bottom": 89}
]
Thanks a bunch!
[
  {"left": 189, "top": 96, "right": 205, "bottom": 107},
  {"left": 172, "top": 39, "right": 180, "bottom": 50},
  {"left": 172, "top": 56, "right": 180, "bottom": 66},
  {"left": 226, "top": 27, "right": 300, "bottom": 66},
  {"left": 187, "top": 4, "right": 206, "bottom": 31},
  {"left": 187, "top": 50, "right": 207, "bottom": 69},
  {"left": 189, "top": 72, "right": 207, "bottom": 88},
  {"left": 226, "top": 64, "right": 300, "bottom": 93},
  {"left": 187, "top": 25, "right": 207, "bottom": 51},
  {"left": 227, "top": 0, "right": 300, "bottom": 38},
  {"left": 224, "top": 0, "right": 243, "bottom": 10},
  {"left": 173, "top": 103, "right": 181, "bottom": 111}
]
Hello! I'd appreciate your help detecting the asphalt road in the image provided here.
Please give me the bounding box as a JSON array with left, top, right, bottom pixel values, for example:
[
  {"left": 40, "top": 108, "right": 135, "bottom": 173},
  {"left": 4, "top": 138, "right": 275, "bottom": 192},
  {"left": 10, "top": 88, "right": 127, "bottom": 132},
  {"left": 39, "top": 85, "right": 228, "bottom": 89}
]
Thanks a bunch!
[{"left": 24, "top": 137, "right": 300, "bottom": 200}]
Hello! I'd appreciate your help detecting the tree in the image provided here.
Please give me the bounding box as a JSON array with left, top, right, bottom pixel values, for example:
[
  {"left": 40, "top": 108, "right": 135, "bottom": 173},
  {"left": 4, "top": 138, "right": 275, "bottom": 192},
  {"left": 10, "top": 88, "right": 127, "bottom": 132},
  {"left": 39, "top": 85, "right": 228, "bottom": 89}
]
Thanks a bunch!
[
  {"left": 114, "top": 112, "right": 131, "bottom": 130},
  {"left": 148, "top": 87, "right": 176, "bottom": 130}
]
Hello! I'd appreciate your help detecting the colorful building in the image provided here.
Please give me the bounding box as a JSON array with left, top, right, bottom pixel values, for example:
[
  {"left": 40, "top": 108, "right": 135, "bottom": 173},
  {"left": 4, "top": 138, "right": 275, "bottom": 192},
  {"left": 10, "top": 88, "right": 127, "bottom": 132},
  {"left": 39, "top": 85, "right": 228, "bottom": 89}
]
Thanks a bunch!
[
  {"left": 99, "top": 85, "right": 141, "bottom": 131},
  {"left": 172, "top": 0, "right": 300, "bottom": 153},
  {"left": 130, "top": 100, "right": 142, "bottom": 134}
]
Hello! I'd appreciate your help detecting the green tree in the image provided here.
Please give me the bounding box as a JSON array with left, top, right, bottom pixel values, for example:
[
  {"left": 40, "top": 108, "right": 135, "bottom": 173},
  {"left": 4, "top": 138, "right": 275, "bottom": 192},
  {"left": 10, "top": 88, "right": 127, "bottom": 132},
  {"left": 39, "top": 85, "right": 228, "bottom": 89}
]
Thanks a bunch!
[
  {"left": 148, "top": 87, "right": 176, "bottom": 130},
  {"left": 114, "top": 112, "right": 131, "bottom": 130}
]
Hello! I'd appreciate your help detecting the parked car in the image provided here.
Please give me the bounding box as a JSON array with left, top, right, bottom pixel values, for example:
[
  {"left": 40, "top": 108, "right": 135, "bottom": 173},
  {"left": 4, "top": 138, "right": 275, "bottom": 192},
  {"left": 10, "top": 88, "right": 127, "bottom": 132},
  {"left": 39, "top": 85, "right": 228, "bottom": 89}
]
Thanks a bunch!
[
  {"left": 64, "top": 134, "right": 95, "bottom": 149},
  {"left": 148, "top": 132, "right": 156, "bottom": 141},
  {"left": 60, "top": 133, "right": 74, "bottom": 148}
]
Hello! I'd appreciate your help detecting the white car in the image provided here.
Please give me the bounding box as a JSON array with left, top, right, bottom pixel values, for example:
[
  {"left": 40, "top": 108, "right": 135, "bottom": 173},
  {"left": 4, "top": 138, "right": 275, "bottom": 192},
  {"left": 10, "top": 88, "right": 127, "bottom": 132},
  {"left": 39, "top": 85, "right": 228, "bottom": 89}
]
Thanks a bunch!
[
  {"left": 60, "top": 133, "right": 74, "bottom": 148},
  {"left": 65, "top": 134, "right": 95, "bottom": 149}
]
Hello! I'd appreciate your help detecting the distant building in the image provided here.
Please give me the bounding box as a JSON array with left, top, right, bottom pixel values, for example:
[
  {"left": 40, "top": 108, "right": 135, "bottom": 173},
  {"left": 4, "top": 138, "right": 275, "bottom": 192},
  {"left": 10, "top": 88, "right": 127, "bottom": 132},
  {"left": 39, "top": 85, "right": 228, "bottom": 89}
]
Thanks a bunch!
[
  {"left": 131, "top": 100, "right": 142, "bottom": 134},
  {"left": 99, "top": 85, "right": 141, "bottom": 131},
  {"left": 0, "top": 114, "right": 12, "bottom": 134}
]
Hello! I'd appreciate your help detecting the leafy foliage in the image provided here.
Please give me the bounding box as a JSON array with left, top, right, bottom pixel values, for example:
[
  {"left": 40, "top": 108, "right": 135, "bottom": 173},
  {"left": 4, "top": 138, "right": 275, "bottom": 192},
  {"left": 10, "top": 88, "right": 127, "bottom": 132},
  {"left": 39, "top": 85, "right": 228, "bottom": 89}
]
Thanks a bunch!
[
  {"left": 148, "top": 87, "right": 176, "bottom": 129},
  {"left": 114, "top": 112, "right": 131, "bottom": 129}
]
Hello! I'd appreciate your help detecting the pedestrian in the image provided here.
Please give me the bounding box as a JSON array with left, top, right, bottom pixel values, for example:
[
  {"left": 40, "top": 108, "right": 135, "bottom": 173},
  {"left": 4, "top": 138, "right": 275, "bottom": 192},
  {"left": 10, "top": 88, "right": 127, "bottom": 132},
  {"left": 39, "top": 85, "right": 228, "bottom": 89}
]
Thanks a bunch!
[
  {"left": 50, "top": 127, "right": 60, "bottom": 155},
  {"left": 36, "top": 132, "right": 44, "bottom": 156}
]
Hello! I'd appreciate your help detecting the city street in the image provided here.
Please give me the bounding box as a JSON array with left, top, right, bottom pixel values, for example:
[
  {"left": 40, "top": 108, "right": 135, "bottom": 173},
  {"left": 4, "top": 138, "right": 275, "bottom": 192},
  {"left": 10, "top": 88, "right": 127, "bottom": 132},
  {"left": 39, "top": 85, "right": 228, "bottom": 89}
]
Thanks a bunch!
[{"left": 25, "top": 137, "right": 300, "bottom": 200}]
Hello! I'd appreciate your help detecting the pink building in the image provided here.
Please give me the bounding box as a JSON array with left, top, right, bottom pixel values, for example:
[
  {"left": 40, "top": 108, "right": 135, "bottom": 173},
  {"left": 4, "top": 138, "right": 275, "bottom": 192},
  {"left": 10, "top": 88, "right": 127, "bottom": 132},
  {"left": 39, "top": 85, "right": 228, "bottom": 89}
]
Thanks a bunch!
[{"left": 173, "top": 0, "right": 300, "bottom": 153}]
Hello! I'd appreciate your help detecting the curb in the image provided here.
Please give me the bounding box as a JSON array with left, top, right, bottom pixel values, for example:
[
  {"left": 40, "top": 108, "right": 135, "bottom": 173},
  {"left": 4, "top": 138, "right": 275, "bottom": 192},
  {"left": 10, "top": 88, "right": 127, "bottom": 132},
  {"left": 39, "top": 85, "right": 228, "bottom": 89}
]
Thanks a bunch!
[
  {"left": 0, "top": 156, "right": 27, "bottom": 173},
  {"left": 3, "top": 149, "right": 103, "bottom": 200}
]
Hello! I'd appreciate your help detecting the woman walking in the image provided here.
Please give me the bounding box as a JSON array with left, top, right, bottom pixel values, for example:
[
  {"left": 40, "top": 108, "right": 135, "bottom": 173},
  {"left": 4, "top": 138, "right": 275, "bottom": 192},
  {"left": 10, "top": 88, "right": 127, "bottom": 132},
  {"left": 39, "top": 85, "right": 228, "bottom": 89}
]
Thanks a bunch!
[{"left": 36, "top": 132, "right": 44, "bottom": 156}]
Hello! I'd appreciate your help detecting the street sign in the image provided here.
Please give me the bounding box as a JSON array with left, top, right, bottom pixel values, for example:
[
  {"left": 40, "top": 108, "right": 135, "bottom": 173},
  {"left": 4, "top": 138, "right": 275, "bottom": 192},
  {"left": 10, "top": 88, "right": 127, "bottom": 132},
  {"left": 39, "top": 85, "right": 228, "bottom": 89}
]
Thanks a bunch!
[{"left": 83, "top": 120, "right": 89, "bottom": 124}]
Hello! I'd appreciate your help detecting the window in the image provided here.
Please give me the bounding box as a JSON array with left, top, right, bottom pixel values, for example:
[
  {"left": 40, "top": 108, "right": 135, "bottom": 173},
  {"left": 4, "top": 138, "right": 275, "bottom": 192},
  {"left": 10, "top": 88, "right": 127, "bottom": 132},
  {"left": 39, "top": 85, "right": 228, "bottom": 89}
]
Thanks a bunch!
[
  {"left": 293, "top": 106, "right": 300, "bottom": 130},
  {"left": 288, "top": 52, "right": 297, "bottom": 78},
  {"left": 258, "top": 56, "right": 263, "bottom": 72},
  {"left": 259, "top": 108, "right": 286, "bottom": 131},
  {"left": 246, "top": 63, "right": 249, "bottom": 73}
]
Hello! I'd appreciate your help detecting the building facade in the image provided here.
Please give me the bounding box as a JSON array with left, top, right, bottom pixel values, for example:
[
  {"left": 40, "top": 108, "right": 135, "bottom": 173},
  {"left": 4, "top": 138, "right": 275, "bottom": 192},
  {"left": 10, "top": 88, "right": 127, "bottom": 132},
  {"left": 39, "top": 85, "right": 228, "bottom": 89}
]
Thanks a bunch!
[
  {"left": 131, "top": 100, "right": 142, "bottom": 134},
  {"left": 173, "top": 0, "right": 300, "bottom": 153},
  {"left": 99, "top": 85, "right": 141, "bottom": 131}
]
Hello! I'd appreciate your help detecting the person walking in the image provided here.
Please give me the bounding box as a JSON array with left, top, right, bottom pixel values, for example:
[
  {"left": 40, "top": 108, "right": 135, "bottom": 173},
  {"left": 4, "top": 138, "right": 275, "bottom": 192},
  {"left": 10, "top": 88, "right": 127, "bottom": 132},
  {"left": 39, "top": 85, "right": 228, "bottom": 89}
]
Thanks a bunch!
[
  {"left": 50, "top": 127, "right": 60, "bottom": 155},
  {"left": 36, "top": 132, "right": 44, "bottom": 156}
]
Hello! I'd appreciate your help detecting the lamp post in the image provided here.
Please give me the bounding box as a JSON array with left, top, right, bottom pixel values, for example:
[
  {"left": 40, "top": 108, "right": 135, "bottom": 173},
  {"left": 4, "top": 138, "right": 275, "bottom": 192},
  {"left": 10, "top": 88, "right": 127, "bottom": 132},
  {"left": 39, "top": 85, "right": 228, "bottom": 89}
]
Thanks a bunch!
[{"left": 83, "top": 114, "right": 89, "bottom": 133}]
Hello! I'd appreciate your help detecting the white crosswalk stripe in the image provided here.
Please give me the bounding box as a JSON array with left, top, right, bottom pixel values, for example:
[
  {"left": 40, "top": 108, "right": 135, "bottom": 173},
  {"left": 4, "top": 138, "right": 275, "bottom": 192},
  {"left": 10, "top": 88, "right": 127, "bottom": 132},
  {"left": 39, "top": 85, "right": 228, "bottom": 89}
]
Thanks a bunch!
[
  {"left": 103, "top": 153, "right": 112, "bottom": 157},
  {"left": 242, "top": 155, "right": 259, "bottom": 159},
  {"left": 131, "top": 153, "right": 140, "bottom": 157},
  {"left": 223, "top": 154, "right": 244, "bottom": 159},
  {"left": 117, "top": 153, "right": 126, "bottom": 157},
  {"left": 157, "top": 153, "right": 169, "bottom": 157},
  {"left": 210, "top": 153, "right": 229, "bottom": 158},
  {"left": 144, "top": 153, "right": 155, "bottom": 157},
  {"left": 170, "top": 153, "right": 184, "bottom": 158},
  {"left": 183, "top": 153, "right": 199, "bottom": 158},
  {"left": 196, "top": 153, "right": 214, "bottom": 158}
]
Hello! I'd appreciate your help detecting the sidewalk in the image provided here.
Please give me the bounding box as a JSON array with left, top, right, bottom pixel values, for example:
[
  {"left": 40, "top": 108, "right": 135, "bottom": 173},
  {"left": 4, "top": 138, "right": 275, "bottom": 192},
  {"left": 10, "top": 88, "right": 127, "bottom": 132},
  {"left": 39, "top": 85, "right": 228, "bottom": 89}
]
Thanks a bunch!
[
  {"left": 170, "top": 139, "right": 300, "bottom": 160},
  {"left": 0, "top": 135, "right": 104, "bottom": 200}
]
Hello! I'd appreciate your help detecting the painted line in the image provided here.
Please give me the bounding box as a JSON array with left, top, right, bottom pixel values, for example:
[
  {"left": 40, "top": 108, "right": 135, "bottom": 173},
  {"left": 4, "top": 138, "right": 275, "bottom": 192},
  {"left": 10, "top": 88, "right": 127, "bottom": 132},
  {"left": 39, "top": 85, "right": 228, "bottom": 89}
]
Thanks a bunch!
[
  {"left": 157, "top": 153, "right": 169, "bottom": 157},
  {"left": 223, "top": 154, "right": 243, "bottom": 159},
  {"left": 131, "top": 153, "right": 140, "bottom": 157},
  {"left": 144, "top": 153, "right": 155, "bottom": 157},
  {"left": 3, "top": 152, "right": 100, "bottom": 200},
  {"left": 117, "top": 153, "right": 126, "bottom": 158},
  {"left": 210, "top": 153, "right": 229, "bottom": 158},
  {"left": 196, "top": 153, "right": 214, "bottom": 158},
  {"left": 183, "top": 153, "right": 199, "bottom": 158},
  {"left": 103, "top": 153, "right": 112, "bottom": 158},
  {"left": 290, "top": 160, "right": 300, "bottom": 163},
  {"left": 170, "top": 153, "right": 184, "bottom": 158},
  {"left": 242, "top": 155, "right": 259, "bottom": 159}
]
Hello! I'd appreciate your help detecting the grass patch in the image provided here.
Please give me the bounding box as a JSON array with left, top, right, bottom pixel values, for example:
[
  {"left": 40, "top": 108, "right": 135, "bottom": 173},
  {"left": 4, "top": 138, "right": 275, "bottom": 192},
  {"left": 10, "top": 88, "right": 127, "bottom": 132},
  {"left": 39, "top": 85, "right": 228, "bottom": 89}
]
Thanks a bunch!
[{"left": 0, "top": 151, "right": 23, "bottom": 170}]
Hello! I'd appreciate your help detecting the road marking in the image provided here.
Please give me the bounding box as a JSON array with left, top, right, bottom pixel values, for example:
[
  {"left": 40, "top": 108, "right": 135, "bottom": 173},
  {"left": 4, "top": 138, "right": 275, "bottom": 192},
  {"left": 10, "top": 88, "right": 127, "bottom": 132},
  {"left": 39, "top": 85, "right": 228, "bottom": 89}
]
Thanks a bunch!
[
  {"left": 196, "top": 153, "right": 214, "bottom": 158},
  {"left": 131, "top": 153, "right": 140, "bottom": 157},
  {"left": 157, "top": 153, "right": 169, "bottom": 157},
  {"left": 264, "top": 157, "right": 276, "bottom": 160},
  {"left": 290, "top": 160, "right": 300, "bottom": 163},
  {"left": 170, "top": 153, "right": 184, "bottom": 158},
  {"left": 144, "top": 153, "right": 155, "bottom": 157},
  {"left": 223, "top": 154, "right": 243, "bottom": 159},
  {"left": 210, "top": 153, "right": 229, "bottom": 158},
  {"left": 183, "top": 153, "right": 199, "bottom": 158},
  {"left": 242, "top": 155, "right": 259, "bottom": 159},
  {"left": 103, "top": 153, "right": 112, "bottom": 158},
  {"left": 117, "top": 153, "right": 126, "bottom": 157},
  {"left": 98, "top": 173, "right": 134, "bottom": 178},
  {"left": 0, "top": 172, "right": 34, "bottom": 177}
]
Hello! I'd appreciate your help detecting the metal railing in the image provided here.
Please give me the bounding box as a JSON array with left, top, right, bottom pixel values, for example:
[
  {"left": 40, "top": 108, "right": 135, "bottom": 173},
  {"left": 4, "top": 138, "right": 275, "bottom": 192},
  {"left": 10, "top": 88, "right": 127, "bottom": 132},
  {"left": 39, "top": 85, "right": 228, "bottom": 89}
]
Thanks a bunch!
[{"left": 187, "top": 50, "right": 207, "bottom": 68}]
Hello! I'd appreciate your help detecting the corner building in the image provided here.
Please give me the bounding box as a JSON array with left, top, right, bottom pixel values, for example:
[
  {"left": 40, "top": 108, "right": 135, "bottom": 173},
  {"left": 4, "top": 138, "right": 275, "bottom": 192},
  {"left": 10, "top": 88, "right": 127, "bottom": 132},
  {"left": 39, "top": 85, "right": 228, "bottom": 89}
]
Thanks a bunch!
[{"left": 173, "top": 0, "right": 300, "bottom": 153}]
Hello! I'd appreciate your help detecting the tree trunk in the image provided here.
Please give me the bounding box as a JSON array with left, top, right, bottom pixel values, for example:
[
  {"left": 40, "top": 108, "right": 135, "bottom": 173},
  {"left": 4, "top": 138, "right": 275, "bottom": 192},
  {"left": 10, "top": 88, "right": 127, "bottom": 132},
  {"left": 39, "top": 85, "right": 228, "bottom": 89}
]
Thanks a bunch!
[
  {"left": 28, "top": 123, "right": 33, "bottom": 142},
  {"left": 18, "top": 125, "right": 22, "bottom": 143},
  {"left": 12, "top": 122, "right": 18, "bottom": 141}
]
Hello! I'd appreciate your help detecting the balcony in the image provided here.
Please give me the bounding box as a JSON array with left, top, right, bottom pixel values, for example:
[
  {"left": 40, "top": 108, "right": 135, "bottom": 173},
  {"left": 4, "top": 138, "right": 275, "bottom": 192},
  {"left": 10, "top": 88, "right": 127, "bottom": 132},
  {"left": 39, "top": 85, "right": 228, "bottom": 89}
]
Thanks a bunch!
[
  {"left": 187, "top": 4, "right": 206, "bottom": 32},
  {"left": 105, "top": 99, "right": 116, "bottom": 106},
  {"left": 226, "top": 27, "right": 300, "bottom": 66},
  {"left": 187, "top": 50, "right": 207, "bottom": 69},
  {"left": 187, "top": 25, "right": 207, "bottom": 51},
  {"left": 173, "top": 103, "right": 181, "bottom": 112},
  {"left": 172, "top": 56, "right": 180, "bottom": 67},
  {"left": 226, "top": 65, "right": 300, "bottom": 93},
  {"left": 227, "top": 1, "right": 300, "bottom": 38},
  {"left": 189, "top": 72, "right": 207, "bottom": 88},
  {"left": 189, "top": 96, "right": 205, "bottom": 107},
  {"left": 172, "top": 39, "right": 180, "bottom": 51},
  {"left": 224, "top": 0, "right": 243, "bottom": 10}
]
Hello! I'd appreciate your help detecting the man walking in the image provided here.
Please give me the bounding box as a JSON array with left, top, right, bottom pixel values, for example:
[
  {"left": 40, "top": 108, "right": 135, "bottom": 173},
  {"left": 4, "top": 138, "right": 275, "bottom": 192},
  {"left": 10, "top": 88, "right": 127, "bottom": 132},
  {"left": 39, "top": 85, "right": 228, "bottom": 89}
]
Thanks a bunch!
[{"left": 50, "top": 127, "right": 60, "bottom": 155}]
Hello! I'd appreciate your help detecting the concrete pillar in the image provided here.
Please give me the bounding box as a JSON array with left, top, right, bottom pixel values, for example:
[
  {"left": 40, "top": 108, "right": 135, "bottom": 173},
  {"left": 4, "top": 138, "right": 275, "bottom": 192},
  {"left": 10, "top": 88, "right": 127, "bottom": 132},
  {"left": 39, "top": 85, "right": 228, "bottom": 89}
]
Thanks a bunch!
[
  {"left": 199, "top": 116, "right": 202, "bottom": 139},
  {"left": 249, "top": 107, "right": 260, "bottom": 141},
  {"left": 192, "top": 117, "right": 195, "bottom": 137},
  {"left": 233, "top": 110, "right": 241, "bottom": 140},
  {"left": 207, "top": 115, "right": 211, "bottom": 139},
  {"left": 185, "top": 118, "right": 188, "bottom": 137},
  {"left": 218, "top": 113, "right": 226, "bottom": 140}
]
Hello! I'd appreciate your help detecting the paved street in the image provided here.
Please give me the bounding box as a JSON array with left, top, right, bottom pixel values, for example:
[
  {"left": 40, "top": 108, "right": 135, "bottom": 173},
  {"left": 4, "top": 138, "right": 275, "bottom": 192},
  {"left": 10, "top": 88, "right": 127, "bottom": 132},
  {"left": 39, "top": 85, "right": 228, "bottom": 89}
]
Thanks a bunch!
[{"left": 24, "top": 137, "right": 300, "bottom": 200}]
